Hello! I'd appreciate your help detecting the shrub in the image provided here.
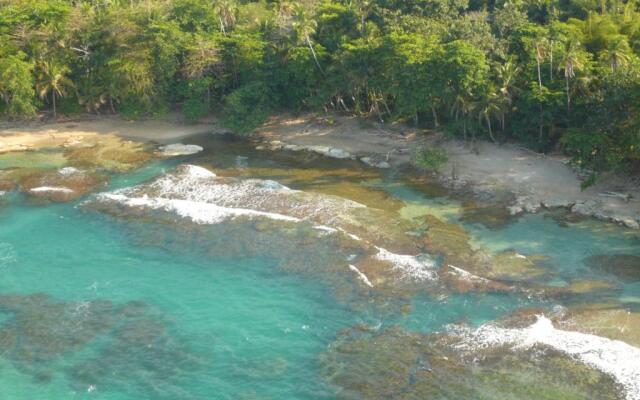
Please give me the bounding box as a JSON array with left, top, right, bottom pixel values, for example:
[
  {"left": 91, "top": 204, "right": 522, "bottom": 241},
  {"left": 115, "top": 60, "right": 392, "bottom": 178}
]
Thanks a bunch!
[
  {"left": 412, "top": 146, "right": 448, "bottom": 171},
  {"left": 221, "top": 82, "right": 272, "bottom": 134}
]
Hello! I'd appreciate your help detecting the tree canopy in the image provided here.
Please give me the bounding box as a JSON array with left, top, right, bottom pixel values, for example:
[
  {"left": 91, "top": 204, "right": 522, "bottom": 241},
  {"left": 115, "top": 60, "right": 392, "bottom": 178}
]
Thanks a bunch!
[{"left": 1, "top": 0, "right": 640, "bottom": 175}]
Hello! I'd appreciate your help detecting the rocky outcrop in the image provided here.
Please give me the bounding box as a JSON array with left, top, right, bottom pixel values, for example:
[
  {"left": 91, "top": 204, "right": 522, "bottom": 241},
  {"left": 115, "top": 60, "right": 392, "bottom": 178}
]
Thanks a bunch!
[
  {"left": 156, "top": 143, "right": 203, "bottom": 156},
  {"left": 20, "top": 167, "right": 109, "bottom": 202}
]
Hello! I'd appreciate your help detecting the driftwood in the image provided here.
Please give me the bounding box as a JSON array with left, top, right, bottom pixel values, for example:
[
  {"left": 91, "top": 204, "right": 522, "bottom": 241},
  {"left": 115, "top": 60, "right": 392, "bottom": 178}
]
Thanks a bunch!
[{"left": 599, "top": 191, "right": 632, "bottom": 202}]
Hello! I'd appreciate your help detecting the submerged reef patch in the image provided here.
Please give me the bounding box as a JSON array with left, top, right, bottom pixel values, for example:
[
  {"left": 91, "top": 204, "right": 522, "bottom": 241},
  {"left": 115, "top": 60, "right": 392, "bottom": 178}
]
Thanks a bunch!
[
  {"left": 321, "top": 322, "right": 623, "bottom": 400},
  {"left": 585, "top": 254, "right": 640, "bottom": 283},
  {"left": 0, "top": 293, "right": 203, "bottom": 397},
  {"left": 85, "top": 164, "right": 444, "bottom": 311}
]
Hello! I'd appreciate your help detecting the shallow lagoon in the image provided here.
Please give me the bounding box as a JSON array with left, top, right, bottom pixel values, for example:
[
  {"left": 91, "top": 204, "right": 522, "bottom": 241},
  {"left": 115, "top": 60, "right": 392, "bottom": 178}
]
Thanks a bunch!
[{"left": 0, "top": 134, "right": 638, "bottom": 399}]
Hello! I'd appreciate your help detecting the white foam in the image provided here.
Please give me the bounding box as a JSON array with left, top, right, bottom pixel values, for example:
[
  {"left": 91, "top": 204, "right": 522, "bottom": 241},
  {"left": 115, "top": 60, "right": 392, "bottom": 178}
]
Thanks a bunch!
[
  {"left": 0, "top": 191, "right": 5, "bottom": 196},
  {"left": 448, "top": 265, "right": 489, "bottom": 283},
  {"left": 374, "top": 246, "right": 437, "bottom": 281},
  {"left": 179, "top": 164, "right": 217, "bottom": 179},
  {"left": 95, "top": 164, "right": 370, "bottom": 230},
  {"left": 259, "top": 180, "right": 290, "bottom": 190},
  {"left": 98, "top": 193, "right": 300, "bottom": 225},
  {"left": 340, "top": 228, "right": 362, "bottom": 241},
  {"left": 30, "top": 186, "right": 73, "bottom": 194},
  {"left": 314, "top": 225, "right": 338, "bottom": 235},
  {"left": 157, "top": 143, "right": 204, "bottom": 156},
  {"left": 58, "top": 167, "right": 80, "bottom": 175},
  {"left": 452, "top": 315, "right": 640, "bottom": 400},
  {"left": 349, "top": 264, "right": 374, "bottom": 287},
  {"left": 0, "top": 242, "right": 16, "bottom": 266}
]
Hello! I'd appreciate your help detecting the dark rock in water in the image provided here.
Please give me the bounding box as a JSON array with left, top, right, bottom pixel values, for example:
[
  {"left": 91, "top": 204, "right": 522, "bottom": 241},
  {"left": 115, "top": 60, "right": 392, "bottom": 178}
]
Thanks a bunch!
[
  {"left": 0, "top": 293, "right": 204, "bottom": 398},
  {"left": 0, "top": 177, "right": 16, "bottom": 191},
  {"left": 34, "top": 370, "right": 54, "bottom": 384},
  {"left": 556, "top": 303, "right": 640, "bottom": 348},
  {"left": 460, "top": 201, "right": 514, "bottom": 229},
  {"left": 0, "top": 294, "right": 116, "bottom": 365},
  {"left": 585, "top": 254, "right": 640, "bottom": 283},
  {"left": 20, "top": 167, "right": 109, "bottom": 202},
  {"left": 320, "top": 325, "right": 621, "bottom": 400},
  {"left": 63, "top": 137, "right": 153, "bottom": 172},
  {"left": 69, "top": 315, "right": 204, "bottom": 399},
  {"left": 544, "top": 208, "right": 588, "bottom": 227}
]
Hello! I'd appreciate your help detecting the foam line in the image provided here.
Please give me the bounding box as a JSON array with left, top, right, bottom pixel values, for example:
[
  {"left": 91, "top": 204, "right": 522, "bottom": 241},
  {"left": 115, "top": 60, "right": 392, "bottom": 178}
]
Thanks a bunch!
[{"left": 452, "top": 315, "right": 640, "bottom": 400}]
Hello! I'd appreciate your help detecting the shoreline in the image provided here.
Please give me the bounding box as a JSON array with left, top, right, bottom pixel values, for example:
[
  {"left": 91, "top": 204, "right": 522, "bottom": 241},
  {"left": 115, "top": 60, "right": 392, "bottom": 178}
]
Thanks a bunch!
[
  {"left": 0, "top": 113, "right": 219, "bottom": 148},
  {"left": 2, "top": 113, "right": 639, "bottom": 228},
  {"left": 254, "top": 114, "right": 640, "bottom": 229}
]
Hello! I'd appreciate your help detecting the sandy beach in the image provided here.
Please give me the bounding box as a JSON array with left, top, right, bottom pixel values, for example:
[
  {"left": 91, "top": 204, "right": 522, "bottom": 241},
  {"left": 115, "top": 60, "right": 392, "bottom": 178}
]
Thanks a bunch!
[
  {"left": 255, "top": 114, "right": 640, "bottom": 228},
  {"left": 2, "top": 112, "right": 639, "bottom": 228},
  {"left": 0, "top": 114, "right": 217, "bottom": 152}
]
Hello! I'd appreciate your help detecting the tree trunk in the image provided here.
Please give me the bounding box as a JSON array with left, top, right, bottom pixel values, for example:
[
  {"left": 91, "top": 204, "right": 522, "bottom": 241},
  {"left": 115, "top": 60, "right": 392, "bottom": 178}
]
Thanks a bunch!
[
  {"left": 306, "top": 35, "right": 323, "bottom": 73},
  {"left": 431, "top": 106, "right": 439, "bottom": 127},
  {"left": 536, "top": 50, "right": 543, "bottom": 89},
  {"left": 565, "top": 75, "right": 571, "bottom": 113},
  {"left": 462, "top": 117, "right": 467, "bottom": 141},
  {"left": 381, "top": 96, "right": 392, "bottom": 115},
  {"left": 472, "top": 125, "right": 478, "bottom": 154},
  {"left": 538, "top": 104, "right": 544, "bottom": 143},
  {"left": 52, "top": 92, "right": 57, "bottom": 119},
  {"left": 485, "top": 115, "right": 496, "bottom": 143},
  {"left": 110, "top": 96, "right": 116, "bottom": 114},
  {"left": 549, "top": 46, "right": 553, "bottom": 80},
  {"left": 219, "top": 16, "right": 226, "bottom": 35},
  {"left": 374, "top": 102, "right": 383, "bottom": 123}
]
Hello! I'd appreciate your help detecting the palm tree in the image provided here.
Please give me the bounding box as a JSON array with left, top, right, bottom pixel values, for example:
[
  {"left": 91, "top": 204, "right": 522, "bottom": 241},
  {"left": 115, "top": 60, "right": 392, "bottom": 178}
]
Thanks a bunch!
[
  {"left": 213, "top": 0, "right": 237, "bottom": 35},
  {"left": 476, "top": 92, "right": 502, "bottom": 143},
  {"left": 352, "top": 0, "right": 373, "bottom": 36},
  {"left": 547, "top": 37, "right": 554, "bottom": 80},
  {"left": 36, "top": 60, "right": 74, "bottom": 119},
  {"left": 601, "top": 36, "right": 632, "bottom": 72},
  {"left": 292, "top": 4, "right": 323, "bottom": 73},
  {"left": 274, "top": 0, "right": 296, "bottom": 25},
  {"left": 559, "top": 39, "right": 583, "bottom": 113},
  {"left": 495, "top": 57, "right": 521, "bottom": 130},
  {"left": 534, "top": 39, "right": 546, "bottom": 89},
  {"left": 450, "top": 93, "right": 473, "bottom": 140}
]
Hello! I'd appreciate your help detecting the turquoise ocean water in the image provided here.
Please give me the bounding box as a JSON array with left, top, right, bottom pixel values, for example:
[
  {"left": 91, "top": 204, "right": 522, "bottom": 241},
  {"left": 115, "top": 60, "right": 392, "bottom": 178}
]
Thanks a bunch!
[{"left": 0, "top": 135, "right": 638, "bottom": 399}]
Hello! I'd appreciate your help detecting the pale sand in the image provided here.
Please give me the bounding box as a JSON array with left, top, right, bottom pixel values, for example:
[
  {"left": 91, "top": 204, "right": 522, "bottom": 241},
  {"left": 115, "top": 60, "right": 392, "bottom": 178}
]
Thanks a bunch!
[
  {"left": 2, "top": 112, "right": 639, "bottom": 227},
  {"left": 0, "top": 114, "right": 218, "bottom": 152},
  {"left": 255, "top": 113, "right": 640, "bottom": 228}
]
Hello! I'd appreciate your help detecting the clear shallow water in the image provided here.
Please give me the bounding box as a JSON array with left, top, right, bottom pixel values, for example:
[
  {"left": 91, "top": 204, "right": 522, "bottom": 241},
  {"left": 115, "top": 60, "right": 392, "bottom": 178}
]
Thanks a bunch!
[{"left": 0, "top": 134, "right": 639, "bottom": 399}]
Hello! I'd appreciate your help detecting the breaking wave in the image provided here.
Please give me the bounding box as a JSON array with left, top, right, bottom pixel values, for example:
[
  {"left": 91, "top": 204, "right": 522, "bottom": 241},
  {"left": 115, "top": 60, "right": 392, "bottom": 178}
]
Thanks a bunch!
[
  {"left": 451, "top": 315, "right": 640, "bottom": 400},
  {"left": 90, "top": 164, "right": 438, "bottom": 284}
]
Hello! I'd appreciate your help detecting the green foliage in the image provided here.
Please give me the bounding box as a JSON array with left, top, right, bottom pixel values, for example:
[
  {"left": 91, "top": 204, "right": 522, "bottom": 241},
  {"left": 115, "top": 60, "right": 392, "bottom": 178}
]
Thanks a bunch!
[
  {"left": 315, "top": 1, "right": 359, "bottom": 51},
  {"left": 221, "top": 82, "right": 272, "bottom": 134},
  {"left": 119, "top": 96, "right": 150, "bottom": 120},
  {"left": 0, "top": 53, "right": 36, "bottom": 117},
  {"left": 561, "top": 128, "right": 609, "bottom": 169},
  {"left": 0, "top": 0, "right": 640, "bottom": 177},
  {"left": 180, "top": 76, "right": 214, "bottom": 122},
  {"left": 412, "top": 146, "right": 449, "bottom": 171}
]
